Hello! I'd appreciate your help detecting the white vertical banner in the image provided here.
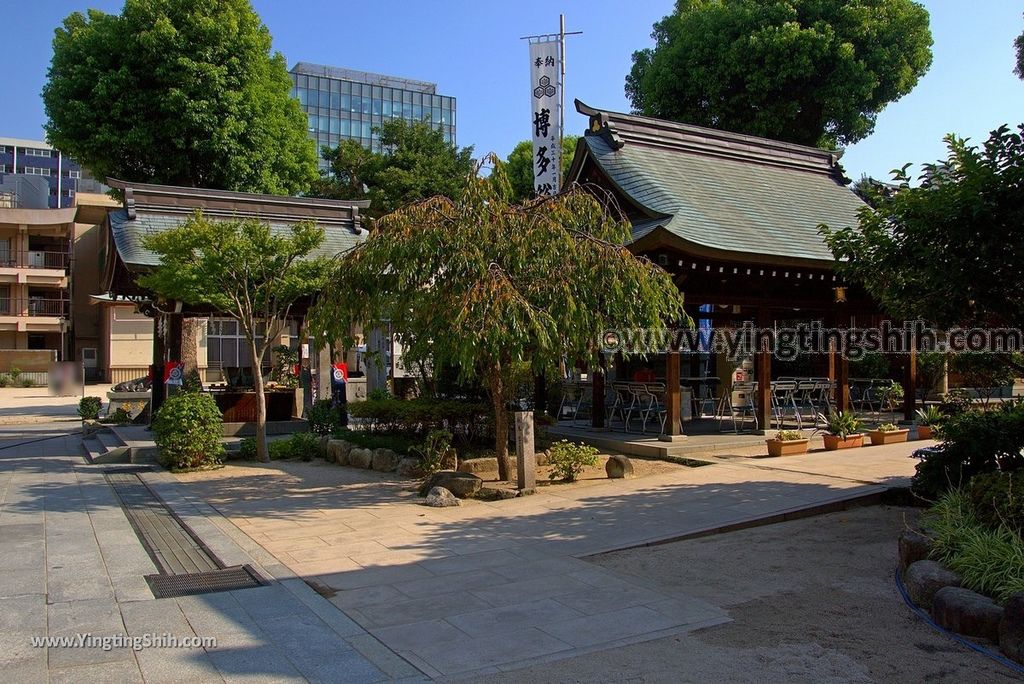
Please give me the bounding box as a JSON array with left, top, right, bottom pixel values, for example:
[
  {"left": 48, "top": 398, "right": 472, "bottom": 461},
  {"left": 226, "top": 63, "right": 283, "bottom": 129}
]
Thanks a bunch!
[{"left": 529, "top": 39, "right": 561, "bottom": 196}]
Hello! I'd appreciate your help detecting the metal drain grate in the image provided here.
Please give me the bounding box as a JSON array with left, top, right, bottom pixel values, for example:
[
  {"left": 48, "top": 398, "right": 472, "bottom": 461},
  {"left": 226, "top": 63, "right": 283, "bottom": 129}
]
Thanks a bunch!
[
  {"left": 105, "top": 471, "right": 267, "bottom": 598},
  {"left": 146, "top": 565, "right": 265, "bottom": 599}
]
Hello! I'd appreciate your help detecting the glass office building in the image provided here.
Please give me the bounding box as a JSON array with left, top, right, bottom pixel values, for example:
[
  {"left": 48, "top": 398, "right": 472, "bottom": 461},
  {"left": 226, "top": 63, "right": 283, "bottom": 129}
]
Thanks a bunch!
[{"left": 289, "top": 62, "right": 456, "bottom": 168}]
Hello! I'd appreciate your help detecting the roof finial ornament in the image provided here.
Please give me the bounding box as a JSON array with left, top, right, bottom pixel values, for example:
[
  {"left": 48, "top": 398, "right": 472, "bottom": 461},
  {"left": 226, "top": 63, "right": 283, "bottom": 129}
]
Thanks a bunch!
[{"left": 575, "top": 99, "right": 623, "bottom": 150}]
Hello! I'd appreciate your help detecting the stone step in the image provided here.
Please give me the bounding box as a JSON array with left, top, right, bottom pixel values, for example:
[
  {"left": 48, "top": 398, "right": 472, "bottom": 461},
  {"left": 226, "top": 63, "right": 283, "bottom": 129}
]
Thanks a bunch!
[
  {"left": 80, "top": 437, "right": 105, "bottom": 464},
  {"left": 88, "top": 429, "right": 130, "bottom": 464},
  {"left": 97, "top": 429, "right": 125, "bottom": 451}
]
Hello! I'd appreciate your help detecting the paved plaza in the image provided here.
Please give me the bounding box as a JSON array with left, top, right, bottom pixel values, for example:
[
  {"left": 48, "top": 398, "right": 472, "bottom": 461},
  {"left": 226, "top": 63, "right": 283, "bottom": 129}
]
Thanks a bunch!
[{"left": 0, "top": 402, "right": 929, "bottom": 682}]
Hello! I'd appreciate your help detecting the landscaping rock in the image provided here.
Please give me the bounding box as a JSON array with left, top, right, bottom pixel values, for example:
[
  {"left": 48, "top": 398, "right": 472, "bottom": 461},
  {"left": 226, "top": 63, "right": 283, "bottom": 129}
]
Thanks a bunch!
[
  {"left": 349, "top": 447, "right": 374, "bottom": 469},
  {"left": 424, "top": 486, "right": 460, "bottom": 507},
  {"left": 425, "top": 470, "right": 482, "bottom": 498},
  {"left": 480, "top": 486, "right": 518, "bottom": 500},
  {"left": 536, "top": 449, "right": 550, "bottom": 466},
  {"left": 396, "top": 457, "right": 424, "bottom": 478},
  {"left": 327, "top": 439, "right": 353, "bottom": 466},
  {"left": 605, "top": 455, "right": 635, "bottom": 479},
  {"left": 318, "top": 435, "right": 332, "bottom": 460},
  {"left": 898, "top": 529, "right": 933, "bottom": 573},
  {"left": 372, "top": 448, "right": 401, "bottom": 472},
  {"left": 458, "top": 457, "right": 498, "bottom": 474},
  {"left": 905, "top": 560, "right": 962, "bottom": 609},
  {"left": 932, "top": 586, "right": 1003, "bottom": 642},
  {"left": 1002, "top": 594, "right": 1024, "bottom": 663}
]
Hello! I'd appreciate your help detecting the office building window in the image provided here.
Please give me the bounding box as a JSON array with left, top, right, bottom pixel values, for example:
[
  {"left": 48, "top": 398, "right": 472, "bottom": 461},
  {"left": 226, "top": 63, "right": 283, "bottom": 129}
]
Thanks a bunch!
[{"left": 25, "top": 166, "right": 51, "bottom": 176}]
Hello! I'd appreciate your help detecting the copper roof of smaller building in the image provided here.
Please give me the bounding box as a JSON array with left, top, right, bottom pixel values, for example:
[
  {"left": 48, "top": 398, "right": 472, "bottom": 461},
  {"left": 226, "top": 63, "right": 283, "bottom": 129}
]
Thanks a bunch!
[{"left": 567, "top": 100, "right": 867, "bottom": 266}]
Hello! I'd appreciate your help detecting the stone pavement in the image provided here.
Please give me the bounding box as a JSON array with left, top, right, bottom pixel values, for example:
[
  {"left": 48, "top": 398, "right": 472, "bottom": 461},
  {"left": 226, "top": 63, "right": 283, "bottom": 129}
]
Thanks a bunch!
[
  {"left": 0, "top": 385, "right": 116, "bottom": 425},
  {"left": 177, "top": 440, "right": 922, "bottom": 678},
  {"left": 0, "top": 425, "right": 420, "bottom": 683}
]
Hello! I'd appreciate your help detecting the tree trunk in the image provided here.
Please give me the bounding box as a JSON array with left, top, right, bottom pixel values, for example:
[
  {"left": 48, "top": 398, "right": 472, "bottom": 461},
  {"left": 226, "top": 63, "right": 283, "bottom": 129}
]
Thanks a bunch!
[
  {"left": 181, "top": 318, "right": 200, "bottom": 380},
  {"left": 489, "top": 366, "right": 511, "bottom": 480},
  {"left": 251, "top": 339, "right": 269, "bottom": 463}
]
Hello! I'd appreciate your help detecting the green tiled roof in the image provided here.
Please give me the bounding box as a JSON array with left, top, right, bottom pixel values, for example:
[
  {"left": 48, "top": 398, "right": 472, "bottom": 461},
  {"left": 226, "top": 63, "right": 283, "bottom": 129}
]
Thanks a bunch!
[
  {"left": 108, "top": 208, "right": 365, "bottom": 270},
  {"left": 574, "top": 106, "right": 867, "bottom": 265}
]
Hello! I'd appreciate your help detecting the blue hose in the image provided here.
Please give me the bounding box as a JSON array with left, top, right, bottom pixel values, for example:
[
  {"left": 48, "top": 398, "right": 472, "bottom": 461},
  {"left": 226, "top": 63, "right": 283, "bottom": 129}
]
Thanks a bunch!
[{"left": 895, "top": 564, "right": 1024, "bottom": 676}]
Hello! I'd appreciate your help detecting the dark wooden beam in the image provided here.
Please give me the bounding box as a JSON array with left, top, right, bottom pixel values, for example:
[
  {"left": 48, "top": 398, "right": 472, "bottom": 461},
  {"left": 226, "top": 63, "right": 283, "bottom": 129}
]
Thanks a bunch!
[
  {"left": 755, "top": 307, "right": 772, "bottom": 431},
  {"left": 663, "top": 351, "right": 683, "bottom": 438}
]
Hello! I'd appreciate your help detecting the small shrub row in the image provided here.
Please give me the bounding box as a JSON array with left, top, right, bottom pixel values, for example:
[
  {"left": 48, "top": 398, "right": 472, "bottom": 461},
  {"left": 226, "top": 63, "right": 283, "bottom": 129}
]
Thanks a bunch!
[
  {"left": 237, "top": 431, "right": 321, "bottom": 461},
  {"left": 78, "top": 396, "right": 103, "bottom": 420},
  {"left": 923, "top": 489, "right": 1024, "bottom": 603},
  {"left": 911, "top": 399, "right": 1024, "bottom": 499},
  {"left": 331, "top": 427, "right": 418, "bottom": 455},
  {"left": 547, "top": 440, "right": 599, "bottom": 482},
  {"left": 307, "top": 399, "right": 343, "bottom": 435},
  {"left": 347, "top": 398, "right": 491, "bottom": 439}
]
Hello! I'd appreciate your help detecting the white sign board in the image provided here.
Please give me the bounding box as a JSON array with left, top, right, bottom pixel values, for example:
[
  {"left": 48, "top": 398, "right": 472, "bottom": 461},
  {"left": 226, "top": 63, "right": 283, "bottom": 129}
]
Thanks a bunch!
[{"left": 529, "top": 39, "right": 561, "bottom": 196}]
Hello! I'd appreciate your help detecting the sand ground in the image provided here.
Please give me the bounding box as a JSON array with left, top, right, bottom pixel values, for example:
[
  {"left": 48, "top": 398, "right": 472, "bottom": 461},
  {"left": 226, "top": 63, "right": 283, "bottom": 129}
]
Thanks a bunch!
[{"left": 473, "top": 505, "right": 1018, "bottom": 684}]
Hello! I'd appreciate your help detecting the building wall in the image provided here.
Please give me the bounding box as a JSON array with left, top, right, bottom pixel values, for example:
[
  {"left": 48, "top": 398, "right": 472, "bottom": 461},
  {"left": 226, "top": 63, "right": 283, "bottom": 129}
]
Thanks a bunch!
[
  {"left": 289, "top": 63, "right": 456, "bottom": 169},
  {"left": 0, "top": 137, "right": 82, "bottom": 209}
]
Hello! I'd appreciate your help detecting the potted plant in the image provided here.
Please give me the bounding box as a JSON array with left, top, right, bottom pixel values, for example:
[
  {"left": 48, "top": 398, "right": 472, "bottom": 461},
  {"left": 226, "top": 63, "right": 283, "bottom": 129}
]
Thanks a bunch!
[
  {"left": 868, "top": 422, "right": 910, "bottom": 445},
  {"left": 816, "top": 410, "right": 864, "bottom": 450},
  {"left": 915, "top": 405, "right": 943, "bottom": 440},
  {"left": 765, "top": 430, "right": 810, "bottom": 457}
]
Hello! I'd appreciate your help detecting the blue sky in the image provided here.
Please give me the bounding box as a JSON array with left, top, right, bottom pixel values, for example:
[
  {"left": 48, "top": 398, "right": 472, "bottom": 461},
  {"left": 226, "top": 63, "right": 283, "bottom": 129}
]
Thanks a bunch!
[{"left": 4, "top": 0, "right": 1024, "bottom": 182}]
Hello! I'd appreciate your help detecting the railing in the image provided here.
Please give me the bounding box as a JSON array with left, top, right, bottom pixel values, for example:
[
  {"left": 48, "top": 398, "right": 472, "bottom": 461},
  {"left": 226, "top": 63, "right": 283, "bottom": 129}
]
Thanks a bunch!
[
  {"left": 0, "top": 250, "right": 71, "bottom": 270},
  {"left": 0, "top": 299, "right": 70, "bottom": 317}
]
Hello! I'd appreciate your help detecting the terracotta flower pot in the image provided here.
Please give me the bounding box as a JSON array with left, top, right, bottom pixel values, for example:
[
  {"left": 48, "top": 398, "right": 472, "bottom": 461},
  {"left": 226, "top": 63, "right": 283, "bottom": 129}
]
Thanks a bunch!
[
  {"left": 822, "top": 433, "right": 864, "bottom": 451},
  {"left": 917, "top": 425, "right": 935, "bottom": 440},
  {"left": 765, "top": 438, "right": 810, "bottom": 457},
  {"left": 868, "top": 428, "right": 910, "bottom": 446}
]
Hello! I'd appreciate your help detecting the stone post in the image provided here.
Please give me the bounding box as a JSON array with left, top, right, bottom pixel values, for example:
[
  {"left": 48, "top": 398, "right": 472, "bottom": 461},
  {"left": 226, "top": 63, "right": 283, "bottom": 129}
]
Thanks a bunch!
[{"left": 515, "top": 411, "right": 536, "bottom": 493}]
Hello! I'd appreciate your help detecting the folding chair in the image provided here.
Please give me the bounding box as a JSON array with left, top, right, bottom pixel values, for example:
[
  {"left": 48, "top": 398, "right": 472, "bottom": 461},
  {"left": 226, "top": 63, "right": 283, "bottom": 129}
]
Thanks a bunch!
[{"left": 718, "top": 381, "right": 759, "bottom": 433}]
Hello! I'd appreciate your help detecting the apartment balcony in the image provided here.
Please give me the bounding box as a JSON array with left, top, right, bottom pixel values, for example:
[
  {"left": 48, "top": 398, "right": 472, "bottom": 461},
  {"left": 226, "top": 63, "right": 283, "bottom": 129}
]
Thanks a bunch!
[
  {"left": 0, "top": 298, "right": 70, "bottom": 332},
  {"left": 0, "top": 250, "right": 70, "bottom": 287}
]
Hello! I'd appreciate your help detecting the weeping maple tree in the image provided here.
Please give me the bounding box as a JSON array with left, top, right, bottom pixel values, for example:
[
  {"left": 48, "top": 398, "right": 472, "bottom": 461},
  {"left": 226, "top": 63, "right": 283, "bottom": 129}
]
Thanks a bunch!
[{"left": 313, "top": 157, "right": 688, "bottom": 479}]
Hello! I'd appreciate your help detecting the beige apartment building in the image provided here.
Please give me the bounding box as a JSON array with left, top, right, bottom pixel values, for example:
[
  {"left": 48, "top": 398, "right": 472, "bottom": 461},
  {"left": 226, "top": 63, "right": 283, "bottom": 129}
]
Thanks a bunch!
[{"left": 0, "top": 202, "right": 73, "bottom": 371}]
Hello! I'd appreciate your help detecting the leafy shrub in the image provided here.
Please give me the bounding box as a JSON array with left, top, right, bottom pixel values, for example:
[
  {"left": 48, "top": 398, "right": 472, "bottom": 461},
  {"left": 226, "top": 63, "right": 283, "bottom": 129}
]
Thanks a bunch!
[
  {"left": 875, "top": 422, "right": 900, "bottom": 432},
  {"left": 266, "top": 431, "right": 321, "bottom": 461},
  {"left": 817, "top": 411, "right": 861, "bottom": 439},
  {"left": 912, "top": 400, "right": 1024, "bottom": 499},
  {"left": 331, "top": 427, "right": 418, "bottom": 455},
  {"left": 409, "top": 429, "right": 456, "bottom": 477},
  {"left": 940, "top": 388, "right": 975, "bottom": 416},
  {"left": 108, "top": 407, "right": 132, "bottom": 424},
  {"left": 152, "top": 391, "right": 224, "bottom": 471},
  {"left": 367, "top": 387, "right": 391, "bottom": 401},
  {"left": 969, "top": 472, "right": 1024, "bottom": 534},
  {"left": 347, "top": 398, "right": 491, "bottom": 440},
  {"left": 9, "top": 367, "right": 21, "bottom": 380},
  {"left": 849, "top": 351, "right": 889, "bottom": 379},
  {"left": 923, "top": 489, "right": 1024, "bottom": 603},
  {"left": 78, "top": 396, "right": 103, "bottom": 420},
  {"left": 0, "top": 375, "right": 8, "bottom": 387},
  {"left": 307, "top": 399, "right": 341, "bottom": 435},
  {"left": 916, "top": 405, "right": 943, "bottom": 427},
  {"left": 547, "top": 440, "right": 599, "bottom": 482},
  {"left": 774, "top": 430, "right": 803, "bottom": 441},
  {"left": 271, "top": 345, "right": 299, "bottom": 388},
  {"left": 18, "top": 376, "right": 35, "bottom": 388},
  {"left": 238, "top": 437, "right": 257, "bottom": 460}
]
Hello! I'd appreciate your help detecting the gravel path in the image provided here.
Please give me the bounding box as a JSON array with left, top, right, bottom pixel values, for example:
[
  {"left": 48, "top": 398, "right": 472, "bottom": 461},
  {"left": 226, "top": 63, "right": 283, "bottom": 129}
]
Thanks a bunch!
[{"left": 473, "top": 506, "right": 1018, "bottom": 683}]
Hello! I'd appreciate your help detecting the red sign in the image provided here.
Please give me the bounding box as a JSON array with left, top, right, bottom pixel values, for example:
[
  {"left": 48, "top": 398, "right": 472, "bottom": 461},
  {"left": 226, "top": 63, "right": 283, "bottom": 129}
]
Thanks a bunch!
[
  {"left": 164, "top": 361, "right": 184, "bottom": 385},
  {"left": 332, "top": 362, "right": 348, "bottom": 383}
]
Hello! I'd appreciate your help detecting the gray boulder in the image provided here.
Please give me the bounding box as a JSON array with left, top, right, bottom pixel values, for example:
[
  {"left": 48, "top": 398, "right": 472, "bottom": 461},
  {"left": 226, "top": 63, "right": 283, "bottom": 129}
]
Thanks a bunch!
[
  {"left": 318, "top": 435, "right": 332, "bottom": 460},
  {"left": 425, "top": 470, "right": 482, "bottom": 498},
  {"left": 605, "top": 455, "right": 634, "bottom": 479},
  {"left": 349, "top": 447, "right": 374, "bottom": 469},
  {"left": 424, "top": 486, "right": 460, "bottom": 507},
  {"left": 372, "top": 448, "right": 401, "bottom": 472},
  {"left": 458, "top": 457, "right": 498, "bottom": 474},
  {"left": 932, "top": 586, "right": 1002, "bottom": 642},
  {"left": 327, "top": 439, "right": 353, "bottom": 466},
  {"left": 1001, "top": 594, "right": 1024, "bottom": 663},
  {"left": 536, "top": 449, "right": 549, "bottom": 466},
  {"left": 396, "top": 457, "right": 424, "bottom": 477},
  {"left": 898, "top": 529, "right": 933, "bottom": 573},
  {"left": 905, "top": 560, "right": 962, "bottom": 609}
]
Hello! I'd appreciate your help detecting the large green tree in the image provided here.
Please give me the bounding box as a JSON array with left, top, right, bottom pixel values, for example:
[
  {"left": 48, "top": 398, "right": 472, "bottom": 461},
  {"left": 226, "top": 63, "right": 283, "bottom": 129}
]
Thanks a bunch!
[
  {"left": 821, "top": 125, "right": 1024, "bottom": 330},
  {"left": 140, "top": 214, "right": 330, "bottom": 463},
  {"left": 43, "top": 0, "right": 316, "bottom": 194},
  {"left": 626, "top": 0, "right": 933, "bottom": 148},
  {"left": 312, "top": 158, "right": 688, "bottom": 479},
  {"left": 504, "top": 135, "right": 579, "bottom": 203},
  {"left": 311, "top": 119, "right": 475, "bottom": 218}
]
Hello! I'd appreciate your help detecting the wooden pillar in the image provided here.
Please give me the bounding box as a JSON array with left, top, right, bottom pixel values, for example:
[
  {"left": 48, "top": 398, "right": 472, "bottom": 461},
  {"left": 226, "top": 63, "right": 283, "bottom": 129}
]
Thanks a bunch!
[
  {"left": 661, "top": 351, "right": 683, "bottom": 439},
  {"left": 591, "top": 357, "right": 606, "bottom": 429},
  {"left": 533, "top": 374, "right": 547, "bottom": 416},
  {"left": 755, "top": 307, "right": 772, "bottom": 431},
  {"left": 832, "top": 304, "right": 850, "bottom": 413},
  {"left": 903, "top": 337, "right": 917, "bottom": 422},
  {"left": 150, "top": 314, "right": 166, "bottom": 418},
  {"left": 167, "top": 313, "right": 183, "bottom": 364}
]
